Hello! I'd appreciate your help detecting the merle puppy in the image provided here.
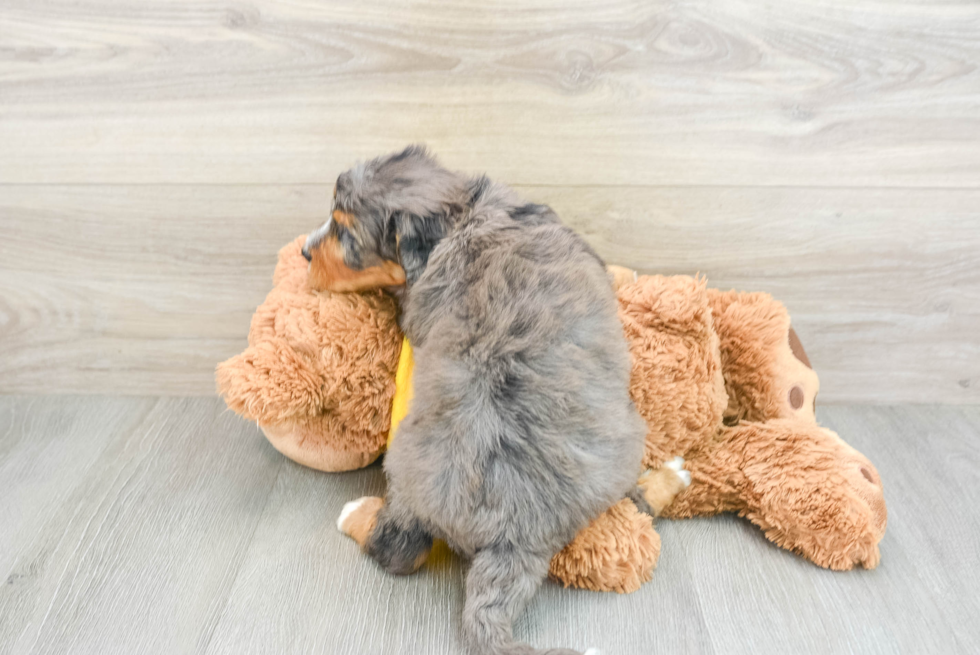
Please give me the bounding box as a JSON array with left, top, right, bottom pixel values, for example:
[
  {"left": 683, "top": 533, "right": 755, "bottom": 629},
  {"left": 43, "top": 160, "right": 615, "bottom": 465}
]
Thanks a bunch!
[{"left": 303, "top": 146, "right": 647, "bottom": 655}]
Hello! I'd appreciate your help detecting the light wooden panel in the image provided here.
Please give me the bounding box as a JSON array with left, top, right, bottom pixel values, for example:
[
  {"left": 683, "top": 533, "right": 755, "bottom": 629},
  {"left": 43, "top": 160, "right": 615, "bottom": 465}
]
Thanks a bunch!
[
  {"left": 2, "top": 397, "right": 979, "bottom": 653},
  {"left": 1, "top": 0, "right": 978, "bottom": 400},
  {"left": 0, "top": 185, "right": 324, "bottom": 396},
  {"left": 1, "top": 0, "right": 978, "bottom": 186},
  {"left": 541, "top": 185, "right": 980, "bottom": 405},
  {"left": 0, "top": 184, "right": 976, "bottom": 402}
]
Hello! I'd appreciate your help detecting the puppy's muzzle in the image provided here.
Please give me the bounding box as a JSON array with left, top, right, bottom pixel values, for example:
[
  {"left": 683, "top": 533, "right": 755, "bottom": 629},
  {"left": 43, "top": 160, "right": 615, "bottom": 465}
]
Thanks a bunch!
[
  {"left": 303, "top": 220, "right": 331, "bottom": 263},
  {"left": 304, "top": 221, "right": 406, "bottom": 293}
]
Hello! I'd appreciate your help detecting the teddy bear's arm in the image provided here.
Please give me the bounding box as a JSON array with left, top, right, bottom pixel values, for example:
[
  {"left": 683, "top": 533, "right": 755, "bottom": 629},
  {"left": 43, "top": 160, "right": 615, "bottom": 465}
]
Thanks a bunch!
[{"left": 548, "top": 458, "right": 691, "bottom": 594}]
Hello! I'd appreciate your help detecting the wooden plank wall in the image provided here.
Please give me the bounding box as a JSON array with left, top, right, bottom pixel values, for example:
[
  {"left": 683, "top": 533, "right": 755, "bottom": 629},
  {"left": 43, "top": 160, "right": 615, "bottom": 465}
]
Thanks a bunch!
[{"left": 1, "top": 0, "right": 978, "bottom": 402}]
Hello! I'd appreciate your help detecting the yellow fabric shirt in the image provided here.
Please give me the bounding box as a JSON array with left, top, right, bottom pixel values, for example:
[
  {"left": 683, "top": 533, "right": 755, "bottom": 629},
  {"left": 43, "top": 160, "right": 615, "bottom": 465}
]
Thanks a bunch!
[{"left": 388, "top": 336, "right": 414, "bottom": 448}]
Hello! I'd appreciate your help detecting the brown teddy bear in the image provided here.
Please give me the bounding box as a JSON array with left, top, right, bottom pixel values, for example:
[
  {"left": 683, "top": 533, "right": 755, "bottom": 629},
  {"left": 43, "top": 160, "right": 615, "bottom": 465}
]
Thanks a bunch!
[
  {"left": 217, "top": 237, "right": 887, "bottom": 594},
  {"left": 217, "top": 236, "right": 401, "bottom": 472}
]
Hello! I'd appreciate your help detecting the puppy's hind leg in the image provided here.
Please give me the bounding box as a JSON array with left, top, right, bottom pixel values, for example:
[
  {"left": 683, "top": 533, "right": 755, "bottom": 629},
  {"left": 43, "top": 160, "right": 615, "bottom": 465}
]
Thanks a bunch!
[
  {"left": 339, "top": 496, "right": 433, "bottom": 575},
  {"left": 463, "top": 543, "right": 585, "bottom": 655}
]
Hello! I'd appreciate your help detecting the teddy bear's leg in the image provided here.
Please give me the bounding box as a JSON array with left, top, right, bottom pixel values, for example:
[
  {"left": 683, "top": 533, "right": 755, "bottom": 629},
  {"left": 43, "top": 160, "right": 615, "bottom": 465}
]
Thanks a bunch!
[
  {"left": 549, "top": 498, "right": 662, "bottom": 594},
  {"left": 338, "top": 496, "right": 434, "bottom": 575},
  {"left": 707, "top": 289, "right": 820, "bottom": 424},
  {"left": 668, "top": 420, "right": 886, "bottom": 570},
  {"left": 545, "top": 458, "right": 690, "bottom": 595},
  {"left": 739, "top": 421, "right": 886, "bottom": 570}
]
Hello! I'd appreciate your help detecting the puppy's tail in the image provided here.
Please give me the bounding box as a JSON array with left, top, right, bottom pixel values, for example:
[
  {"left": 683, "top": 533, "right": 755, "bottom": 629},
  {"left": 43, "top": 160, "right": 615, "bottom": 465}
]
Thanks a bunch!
[{"left": 463, "top": 543, "right": 588, "bottom": 655}]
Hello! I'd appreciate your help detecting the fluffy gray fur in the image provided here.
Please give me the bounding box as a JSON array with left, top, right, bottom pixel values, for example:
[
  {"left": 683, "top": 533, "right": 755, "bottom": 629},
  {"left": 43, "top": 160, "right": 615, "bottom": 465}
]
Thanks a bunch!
[{"left": 320, "top": 146, "right": 647, "bottom": 655}]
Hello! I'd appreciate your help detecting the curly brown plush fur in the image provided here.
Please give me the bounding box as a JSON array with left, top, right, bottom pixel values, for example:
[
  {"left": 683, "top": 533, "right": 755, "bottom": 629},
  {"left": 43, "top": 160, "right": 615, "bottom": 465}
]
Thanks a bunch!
[
  {"left": 708, "top": 289, "right": 820, "bottom": 424},
  {"left": 618, "top": 274, "right": 728, "bottom": 468},
  {"left": 663, "top": 419, "right": 886, "bottom": 570},
  {"left": 548, "top": 498, "right": 660, "bottom": 594},
  {"left": 216, "top": 236, "right": 401, "bottom": 471}
]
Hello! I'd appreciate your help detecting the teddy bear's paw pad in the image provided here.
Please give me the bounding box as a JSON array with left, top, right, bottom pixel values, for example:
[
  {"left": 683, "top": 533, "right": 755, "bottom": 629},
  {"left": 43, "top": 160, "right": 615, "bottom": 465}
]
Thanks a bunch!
[{"left": 337, "top": 496, "right": 384, "bottom": 547}]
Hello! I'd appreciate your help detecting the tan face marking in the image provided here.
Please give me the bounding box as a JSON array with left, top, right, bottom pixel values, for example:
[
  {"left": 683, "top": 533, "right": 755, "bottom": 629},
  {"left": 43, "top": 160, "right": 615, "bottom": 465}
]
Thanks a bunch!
[
  {"left": 307, "top": 236, "right": 406, "bottom": 292},
  {"left": 332, "top": 208, "right": 355, "bottom": 227}
]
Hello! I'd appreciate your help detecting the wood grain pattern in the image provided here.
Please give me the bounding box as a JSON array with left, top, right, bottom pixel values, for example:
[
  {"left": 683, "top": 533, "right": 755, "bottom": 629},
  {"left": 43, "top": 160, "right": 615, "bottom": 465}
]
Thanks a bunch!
[
  {"left": 0, "top": 396, "right": 283, "bottom": 655},
  {"left": 1, "top": 0, "right": 978, "bottom": 400},
  {"left": 0, "top": 185, "right": 320, "bottom": 397},
  {"left": 201, "top": 456, "right": 471, "bottom": 655},
  {"left": 0, "top": 0, "right": 978, "bottom": 186},
  {"left": 1, "top": 184, "right": 977, "bottom": 402},
  {"left": 1, "top": 397, "right": 978, "bottom": 654}
]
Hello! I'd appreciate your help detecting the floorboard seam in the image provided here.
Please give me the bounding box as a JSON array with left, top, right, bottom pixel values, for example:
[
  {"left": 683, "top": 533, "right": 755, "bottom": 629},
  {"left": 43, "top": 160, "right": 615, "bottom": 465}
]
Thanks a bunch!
[{"left": 197, "top": 454, "right": 285, "bottom": 655}]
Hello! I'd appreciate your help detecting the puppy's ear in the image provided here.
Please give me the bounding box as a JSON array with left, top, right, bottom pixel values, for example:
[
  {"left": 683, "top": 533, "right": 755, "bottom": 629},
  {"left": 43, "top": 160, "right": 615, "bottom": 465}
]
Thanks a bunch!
[
  {"left": 336, "top": 171, "right": 353, "bottom": 198},
  {"left": 390, "top": 210, "right": 454, "bottom": 285},
  {"left": 389, "top": 143, "right": 431, "bottom": 164}
]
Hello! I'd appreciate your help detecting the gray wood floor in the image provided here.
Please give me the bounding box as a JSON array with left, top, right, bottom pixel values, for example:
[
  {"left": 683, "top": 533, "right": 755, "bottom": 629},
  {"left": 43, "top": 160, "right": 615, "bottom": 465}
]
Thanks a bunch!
[{"left": 1, "top": 397, "right": 977, "bottom": 654}]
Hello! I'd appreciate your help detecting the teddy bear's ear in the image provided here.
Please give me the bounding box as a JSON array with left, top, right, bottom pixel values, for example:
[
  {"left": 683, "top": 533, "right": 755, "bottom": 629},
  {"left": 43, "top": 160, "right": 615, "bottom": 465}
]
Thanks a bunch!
[{"left": 216, "top": 340, "right": 324, "bottom": 425}]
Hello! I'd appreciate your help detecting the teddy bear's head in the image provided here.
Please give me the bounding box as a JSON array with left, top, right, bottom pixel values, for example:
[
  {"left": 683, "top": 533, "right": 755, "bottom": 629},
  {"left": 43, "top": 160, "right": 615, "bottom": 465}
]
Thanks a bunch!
[{"left": 216, "top": 236, "right": 403, "bottom": 471}]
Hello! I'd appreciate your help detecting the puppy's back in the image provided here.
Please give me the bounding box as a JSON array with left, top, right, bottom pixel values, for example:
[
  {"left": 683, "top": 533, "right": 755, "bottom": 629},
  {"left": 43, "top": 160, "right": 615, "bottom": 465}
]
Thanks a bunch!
[{"left": 393, "top": 207, "right": 646, "bottom": 555}]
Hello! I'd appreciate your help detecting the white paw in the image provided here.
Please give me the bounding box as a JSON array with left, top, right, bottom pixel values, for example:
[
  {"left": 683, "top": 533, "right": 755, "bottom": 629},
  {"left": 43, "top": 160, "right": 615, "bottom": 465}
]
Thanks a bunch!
[
  {"left": 584, "top": 648, "right": 602, "bottom": 655},
  {"left": 665, "top": 456, "right": 691, "bottom": 487},
  {"left": 337, "top": 497, "right": 368, "bottom": 532}
]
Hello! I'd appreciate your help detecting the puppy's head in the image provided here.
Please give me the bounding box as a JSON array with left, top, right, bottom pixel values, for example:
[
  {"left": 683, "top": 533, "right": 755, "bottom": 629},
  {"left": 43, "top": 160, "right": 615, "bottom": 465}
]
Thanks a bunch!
[{"left": 303, "top": 145, "right": 466, "bottom": 292}]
